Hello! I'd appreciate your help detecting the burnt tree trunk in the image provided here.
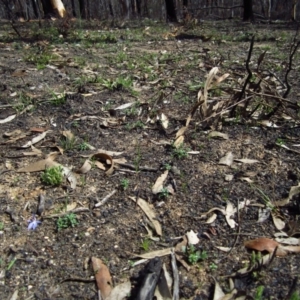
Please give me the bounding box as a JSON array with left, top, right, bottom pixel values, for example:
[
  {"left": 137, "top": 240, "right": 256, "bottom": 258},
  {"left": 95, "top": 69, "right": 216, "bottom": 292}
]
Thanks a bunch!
[
  {"left": 165, "top": 0, "right": 177, "bottom": 22},
  {"left": 40, "top": 0, "right": 53, "bottom": 17},
  {"left": 243, "top": 0, "right": 254, "bottom": 21},
  {"left": 32, "top": 0, "right": 40, "bottom": 18},
  {"left": 70, "top": 0, "right": 77, "bottom": 17}
]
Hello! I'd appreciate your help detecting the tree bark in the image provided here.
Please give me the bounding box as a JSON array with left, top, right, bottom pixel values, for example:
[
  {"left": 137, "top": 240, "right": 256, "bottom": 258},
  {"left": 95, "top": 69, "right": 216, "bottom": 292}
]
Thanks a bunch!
[
  {"left": 40, "top": 0, "right": 53, "bottom": 17},
  {"left": 243, "top": 0, "right": 254, "bottom": 21},
  {"left": 79, "top": 0, "right": 87, "bottom": 19},
  {"left": 165, "top": 0, "right": 178, "bottom": 22}
]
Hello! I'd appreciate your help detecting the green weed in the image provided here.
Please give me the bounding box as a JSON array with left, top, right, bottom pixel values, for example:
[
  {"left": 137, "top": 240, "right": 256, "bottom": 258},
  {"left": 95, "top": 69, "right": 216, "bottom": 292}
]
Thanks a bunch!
[
  {"left": 140, "top": 238, "right": 151, "bottom": 251},
  {"left": 102, "top": 76, "right": 133, "bottom": 92},
  {"left": 7, "top": 258, "right": 17, "bottom": 271},
  {"left": 50, "top": 93, "right": 66, "bottom": 106},
  {"left": 276, "top": 138, "right": 285, "bottom": 146},
  {"left": 290, "top": 291, "right": 300, "bottom": 300},
  {"left": 251, "top": 185, "right": 275, "bottom": 211},
  {"left": 24, "top": 50, "right": 57, "bottom": 70},
  {"left": 60, "top": 136, "right": 77, "bottom": 151},
  {"left": 251, "top": 251, "right": 262, "bottom": 266},
  {"left": 0, "top": 222, "right": 4, "bottom": 230},
  {"left": 164, "top": 163, "right": 172, "bottom": 170},
  {"left": 254, "top": 285, "right": 264, "bottom": 300},
  {"left": 128, "top": 260, "right": 135, "bottom": 268},
  {"left": 159, "top": 187, "right": 169, "bottom": 199},
  {"left": 14, "top": 92, "right": 34, "bottom": 113},
  {"left": 78, "top": 142, "right": 89, "bottom": 151},
  {"left": 187, "top": 245, "right": 207, "bottom": 265},
  {"left": 41, "top": 166, "right": 63, "bottom": 186},
  {"left": 126, "top": 120, "right": 144, "bottom": 130},
  {"left": 120, "top": 178, "right": 129, "bottom": 190},
  {"left": 57, "top": 213, "right": 78, "bottom": 231},
  {"left": 172, "top": 144, "right": 189, "bottom": 159},
  {"left": 209, "top": 263, "right": 218, "bottom": 270}
]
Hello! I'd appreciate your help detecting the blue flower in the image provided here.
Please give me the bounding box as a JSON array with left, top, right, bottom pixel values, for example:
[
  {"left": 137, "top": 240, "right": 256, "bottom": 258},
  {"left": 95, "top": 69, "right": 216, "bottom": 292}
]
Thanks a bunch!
[{"left": 27, "top": 215, "right": 42, "bottom": 230}]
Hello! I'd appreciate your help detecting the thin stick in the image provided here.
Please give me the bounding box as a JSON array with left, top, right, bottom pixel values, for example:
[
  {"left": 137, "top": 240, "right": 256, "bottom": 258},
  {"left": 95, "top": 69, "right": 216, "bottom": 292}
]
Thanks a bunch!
[
  {"left": 171, "top": 249, "right": 179, "bottom": 300},
  {"left": 94, "top": 189, "right": 117, "bottom": 207}
]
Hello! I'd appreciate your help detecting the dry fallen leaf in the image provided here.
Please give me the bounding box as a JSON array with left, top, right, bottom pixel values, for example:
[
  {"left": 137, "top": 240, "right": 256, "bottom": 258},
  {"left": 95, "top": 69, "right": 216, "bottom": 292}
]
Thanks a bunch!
[
  {"left": 0, "top": 114, "right": 16, "bottom": 124},
  {"left": 76, "top": 159, "right": 92, "bottom": 174},
  {"left": 234, "top": 158, "right": 259, "bottom": 164},
  {"left": 129, "top": 196, "right": 162, "bottom": 236},
  {"left": 133, "top": 248, "right": 172, "bottom": 259},
  {"left": 205, "top": 213, "right": 217, "bottom": 224},
  {"left": 208, "top": 131, "right": 229, "bottom": 140},
  {"left": 225, "top": 202, "right": 237, "bottom": 228},
  {"left": 115, "top": 102, "right": 134, "bottom": 110},
  {"left": 17, "top": 156, "right": 56, "bottom": 172},
  {"left": 271, "top": 212, "right": 285, "bottom": 230},
  {"left": 275, "top": 237, "right": 300, "bottom": 245},
  {"left": 274, "top": 183, "right": 300, "bottom": 206},
  {"left": 244, "top": 237, "right": 279, "bottom": 253},
  {"left": 160, "top": 113, "right": 169, "bottom": 129},
  {"left": 186, "top": 230, "right": 199, "bottom": 245},
  {"left": 213, "top": 280, "right": 225, "bottom": 300},
  {"left": 61, "top": 130, "right": 74, "bottom": 140},
  {"left": 106, "top": 281, "right": 131, "bottom": 300},
  {"left": 175, "top": 126, "right": 187, "bottom": 139},
  {"left": 173, "top": 135, "right": 184, "bottom": 148},
  {"left": 152, "top": 170, "right": 168, "bottom": 194},
  {"left": 91, "top": 152, "right": 114, "bottom": 175},
  {"left": 244, "top": 237, "right": 287, "bottom": 256},
  {"left": 219, "top": 152, "right": 234, "bottom": 166},
  {"left": 257, "top": 207, "right": 271, "bottom": 223},
  {"left": 91, "top": 257, "right": 113, "bottom": 299},
  {"left": 21, "top": 131, "right": 51, "bottom": 148}
]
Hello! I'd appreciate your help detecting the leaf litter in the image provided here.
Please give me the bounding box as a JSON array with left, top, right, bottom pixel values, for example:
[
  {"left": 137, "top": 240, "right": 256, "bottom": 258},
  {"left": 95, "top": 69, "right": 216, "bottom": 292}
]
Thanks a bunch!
[{"left": 0, "top": 20, "right": 300, "bottom": 299}]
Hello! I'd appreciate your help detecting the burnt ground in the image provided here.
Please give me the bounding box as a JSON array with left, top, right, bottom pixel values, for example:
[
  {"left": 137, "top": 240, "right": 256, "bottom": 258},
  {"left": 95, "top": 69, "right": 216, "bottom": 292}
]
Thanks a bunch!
[{"left": 0, "top": 18, "right": 300, "bottom": 299}]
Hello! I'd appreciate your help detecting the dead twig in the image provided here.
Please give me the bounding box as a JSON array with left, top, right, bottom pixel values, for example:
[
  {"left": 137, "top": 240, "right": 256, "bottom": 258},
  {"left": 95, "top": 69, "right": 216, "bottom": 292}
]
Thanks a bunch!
[
  {"left": 266, "top": 32, "right": 300, "bottom": 119},
  {"left": 171, "top": 248, "right": 179, "bottom": 300},
  {"left": 230, "top": 35, "right": 255, "bottom": 117},
  {"left": 94, "top": 189, "right": 117, "bottom": 208}
]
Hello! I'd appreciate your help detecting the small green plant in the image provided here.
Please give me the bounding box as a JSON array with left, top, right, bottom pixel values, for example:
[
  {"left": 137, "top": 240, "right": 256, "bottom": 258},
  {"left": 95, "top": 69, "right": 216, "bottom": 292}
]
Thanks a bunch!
[
  {"left": 60, "top": 136, "right": 77, "bottom": 151},
  {"left": 172, "top": 144, "right": 189, "bottom": 159},
  {"left": 254, "top": 285, "right": 264, "bottom": 300},
  {"left": 276, "top": 138, "right": 285, "bottom": 146},
  {"left": 47, "top": 89, "right": 66, "bottom": 106},
  {"left": 0, "top": 222, "right": 4, "bottom": 230},
  {"left": 159, "top": 187, "right": 169, "bottom": 199},
  {"left": 187, "top": 245, "right": 207, "bottom": 265},
  {"left": 251, "top": 185, "right": 275, "bottom": 211},
  {"left": 24, "top": 50, "right": 57, "bottom": 70},
  {"left": 7, "top": 258, "right": 17, "bottom": 271},
  {"left": 209, "top": 263, "right": 218, "bottom": 270},
  {"left": 120, "top": 178, "right": 129, "bottom": 190},
  {"left": 140, "top": 238, "right": 151, "bottom": 251},
  {"left": 128, "top": 260, "right": 135, "bottom": 268},
  {"left": 102, "top": 76, "right": 133, "bottom": 92},
  {"left": 41, "top": 166, "right": 63, "bottom": 186},
  {"left": 78, "top": 141, "right": 89, "bottom": 151},
  {"left": 250, "top": 251, "right": 262, "bottom": 266},
  {"left": 57, "top": 213, "right": 78, "bottom": 231},
  {"left": 290, "top": 291, "right": 300, "bottom": 300},
  {"left": 51, "top": 94, "right": 66, "bottom": 106},
  {"left": 126, "top": 120, "right": 144, "bottom": 130},
  {"left": 79, "top": 175, "right": 86, "bottom": 187},
  {"left": 14, "top": 92, "right": 34, "bottom": 113},
  {"left": 164, "top": 163, "right": 172, "bottom": 170}
]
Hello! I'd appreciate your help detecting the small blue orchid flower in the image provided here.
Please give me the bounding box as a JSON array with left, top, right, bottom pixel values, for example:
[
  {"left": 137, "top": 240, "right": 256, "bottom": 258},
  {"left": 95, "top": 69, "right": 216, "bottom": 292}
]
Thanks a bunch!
[{"left": 27, "top": 215, "right": 42, "bottom": 230}]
